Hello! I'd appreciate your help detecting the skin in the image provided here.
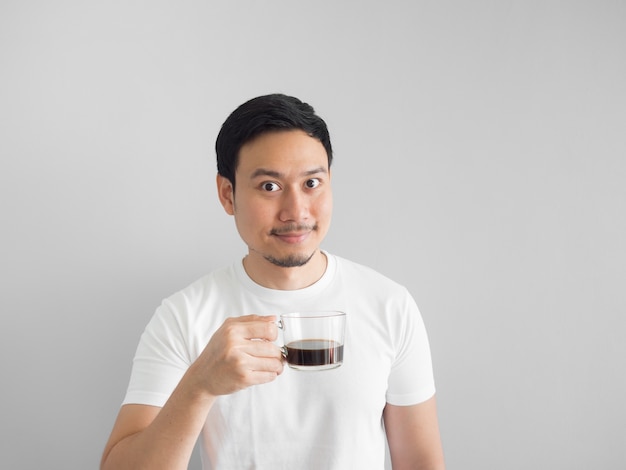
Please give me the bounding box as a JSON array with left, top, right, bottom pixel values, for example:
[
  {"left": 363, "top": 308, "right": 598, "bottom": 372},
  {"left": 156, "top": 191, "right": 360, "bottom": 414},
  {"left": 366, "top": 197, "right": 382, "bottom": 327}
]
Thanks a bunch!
[
  {"left": 384, "top": 398, "right": 446, "bottom": 469},
  {"left": 100, "top": 315, "right": 283, "bottom": 470},
  {"left": 217, "top": 129, "right": 333, "bottom": 291},
  {"left": 100, "top": 129, "right": 445, "bottom": 469}
]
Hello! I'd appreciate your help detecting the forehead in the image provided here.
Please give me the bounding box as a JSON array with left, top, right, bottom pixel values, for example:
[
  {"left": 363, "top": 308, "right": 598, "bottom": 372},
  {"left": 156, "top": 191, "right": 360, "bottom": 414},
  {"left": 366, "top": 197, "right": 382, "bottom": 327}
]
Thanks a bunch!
[{"left": 237, "top": 130, "right": 329, "bottom": 176}]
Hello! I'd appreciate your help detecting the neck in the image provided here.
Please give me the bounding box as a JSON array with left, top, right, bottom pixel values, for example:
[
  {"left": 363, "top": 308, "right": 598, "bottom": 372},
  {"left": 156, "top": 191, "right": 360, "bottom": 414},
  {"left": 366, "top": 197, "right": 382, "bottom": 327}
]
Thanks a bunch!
[{"left": 243, "top": 250, "right": 327, "bottom": 290}]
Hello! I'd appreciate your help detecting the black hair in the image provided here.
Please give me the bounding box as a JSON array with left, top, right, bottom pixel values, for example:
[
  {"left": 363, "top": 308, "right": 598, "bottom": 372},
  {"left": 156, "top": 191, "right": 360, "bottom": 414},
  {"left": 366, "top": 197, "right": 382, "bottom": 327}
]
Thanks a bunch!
[{"left": 216, "top": 94, "right": 333, "bottom": 189}]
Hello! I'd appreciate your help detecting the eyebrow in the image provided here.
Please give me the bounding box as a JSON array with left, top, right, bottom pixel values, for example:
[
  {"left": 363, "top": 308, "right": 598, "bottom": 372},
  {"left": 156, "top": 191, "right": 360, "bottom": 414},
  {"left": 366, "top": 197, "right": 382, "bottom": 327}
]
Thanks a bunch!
[{"left": 249, "top": 166, "right": 327, "bottom": 179}]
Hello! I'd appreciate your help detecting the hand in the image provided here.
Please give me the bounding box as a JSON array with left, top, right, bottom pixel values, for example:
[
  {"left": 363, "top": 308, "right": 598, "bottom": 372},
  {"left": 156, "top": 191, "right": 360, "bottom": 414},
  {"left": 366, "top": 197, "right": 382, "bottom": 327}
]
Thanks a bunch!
[{"left": 188, "top": 315, "right": 284, "bottom": 397}]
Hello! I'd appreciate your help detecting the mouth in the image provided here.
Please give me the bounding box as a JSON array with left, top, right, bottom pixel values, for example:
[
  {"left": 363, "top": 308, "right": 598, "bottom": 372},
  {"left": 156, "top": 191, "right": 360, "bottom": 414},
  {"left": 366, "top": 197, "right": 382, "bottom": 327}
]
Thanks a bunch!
[
  {"left": 270, "top": 224, "right": 317, "bottom": 244},
  {"left": 274, "top": 232, "right": 309, "bottom": 244}
]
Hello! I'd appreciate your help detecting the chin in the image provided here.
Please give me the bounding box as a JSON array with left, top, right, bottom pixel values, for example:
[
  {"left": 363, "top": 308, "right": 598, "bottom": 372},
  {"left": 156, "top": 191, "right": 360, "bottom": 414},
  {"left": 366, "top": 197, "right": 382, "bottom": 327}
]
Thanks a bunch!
[{"left": 264, "top": 251, "right": 316, "bottom": 268}]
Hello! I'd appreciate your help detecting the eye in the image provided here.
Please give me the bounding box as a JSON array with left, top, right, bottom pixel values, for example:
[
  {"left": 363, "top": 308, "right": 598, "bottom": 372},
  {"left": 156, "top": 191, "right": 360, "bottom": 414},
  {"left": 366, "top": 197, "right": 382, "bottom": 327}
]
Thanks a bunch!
[
  {"left": 262, "top": 182, "right": 280, "bottom": 192},
  {"left": 305, "top": 178, "right": 320, "bottom": 189}
]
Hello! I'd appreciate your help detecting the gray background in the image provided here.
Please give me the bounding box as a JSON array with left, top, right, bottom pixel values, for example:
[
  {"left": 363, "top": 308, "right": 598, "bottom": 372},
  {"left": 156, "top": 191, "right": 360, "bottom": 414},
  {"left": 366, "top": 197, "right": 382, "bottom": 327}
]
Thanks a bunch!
[{"left": 1, "top": 1, "right": 624, "bottom": 469}]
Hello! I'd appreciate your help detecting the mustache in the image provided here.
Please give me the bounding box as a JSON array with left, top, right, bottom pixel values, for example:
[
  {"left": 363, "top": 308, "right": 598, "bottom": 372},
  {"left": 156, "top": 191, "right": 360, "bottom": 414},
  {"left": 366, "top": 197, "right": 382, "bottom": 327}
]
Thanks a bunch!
[{"left": 270, "top": 223, "right": 318, "bottom": 236}]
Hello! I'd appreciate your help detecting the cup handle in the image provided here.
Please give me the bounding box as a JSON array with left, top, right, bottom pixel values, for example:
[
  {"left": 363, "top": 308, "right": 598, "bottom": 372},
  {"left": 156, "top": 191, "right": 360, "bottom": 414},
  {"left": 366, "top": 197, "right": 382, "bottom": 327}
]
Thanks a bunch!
[{"left": 275, "top": 319, "right": 287, "bottom": 358}]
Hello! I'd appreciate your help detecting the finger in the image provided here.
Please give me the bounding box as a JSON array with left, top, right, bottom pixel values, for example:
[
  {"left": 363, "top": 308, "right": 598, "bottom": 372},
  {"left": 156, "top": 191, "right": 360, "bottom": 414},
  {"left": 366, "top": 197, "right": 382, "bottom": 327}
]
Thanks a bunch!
[
  {"left": 242, "top": 320, "right": 279, "bottom": 342},
  {"left": 228, "top": 355, "right": 283, "bottom": 388},
  {"left": 243, "top": 341, "right": 283, "bottom": 360},
  {"left": 246, "top": 370, "right": 282, "bottom": 386},
  {"left": 236, "top": 314, "right": 277, "bottom": 323},
  {"left": 249, "top": 357, "right": 284, "bottom": 376},
  {"left": 221, "top": 316, "right": 278, "bottom": 342}
]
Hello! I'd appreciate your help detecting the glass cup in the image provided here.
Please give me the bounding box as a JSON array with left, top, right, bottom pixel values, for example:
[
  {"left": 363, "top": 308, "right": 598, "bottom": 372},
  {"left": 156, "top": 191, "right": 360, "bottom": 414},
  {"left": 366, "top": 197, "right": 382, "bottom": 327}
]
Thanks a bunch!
[{"left": 278, "top": 311, "right": 346, "bottom": 371}]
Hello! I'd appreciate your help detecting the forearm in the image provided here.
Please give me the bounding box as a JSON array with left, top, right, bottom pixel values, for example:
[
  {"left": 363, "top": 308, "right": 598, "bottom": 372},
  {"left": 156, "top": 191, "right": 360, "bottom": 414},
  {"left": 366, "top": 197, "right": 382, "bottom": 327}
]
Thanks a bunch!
[
  {"left": 101, "top": 366, "right": 216, "bottom": 470},
  {"left": 101, "top": 316, "right": 283, "bottom": 469}
]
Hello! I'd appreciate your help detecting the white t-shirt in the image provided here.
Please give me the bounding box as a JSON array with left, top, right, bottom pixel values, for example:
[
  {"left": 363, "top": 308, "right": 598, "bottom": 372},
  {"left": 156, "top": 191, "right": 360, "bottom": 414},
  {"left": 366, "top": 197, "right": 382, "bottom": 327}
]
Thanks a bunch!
[{"left": 123, "top": 252, "right": 435, "bottom": 469}]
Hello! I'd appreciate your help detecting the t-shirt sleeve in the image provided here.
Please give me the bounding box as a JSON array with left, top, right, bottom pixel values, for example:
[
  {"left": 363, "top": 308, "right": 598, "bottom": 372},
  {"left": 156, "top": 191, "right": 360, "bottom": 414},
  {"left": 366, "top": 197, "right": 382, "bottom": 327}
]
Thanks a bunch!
[
  {"left": 122, "top": 299, "right": 192, "bottom": 407},
  {"left": 385, "top": 288, "right": 436, "bottom": 406}
]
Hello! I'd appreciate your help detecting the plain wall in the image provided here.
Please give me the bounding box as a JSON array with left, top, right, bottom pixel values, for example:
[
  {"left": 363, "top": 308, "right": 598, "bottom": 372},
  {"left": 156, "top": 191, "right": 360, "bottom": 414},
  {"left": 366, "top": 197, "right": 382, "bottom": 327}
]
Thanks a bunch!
[{"left": 1, "top": 1, "right": 625, "bottom": 469}]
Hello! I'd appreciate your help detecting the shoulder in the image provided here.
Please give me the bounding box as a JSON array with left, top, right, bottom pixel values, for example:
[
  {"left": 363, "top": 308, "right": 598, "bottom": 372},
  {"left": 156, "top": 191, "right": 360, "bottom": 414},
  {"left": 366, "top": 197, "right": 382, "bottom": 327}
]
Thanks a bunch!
[
  {"left": 151, "top": 263, "right": 239, "bottom": 326},
  {"left": 143, "top": 263, "right": 240, "bottom": 346},
  {"left": 166, "top": 264, "right": 235, "bottom": 304},
  {"left": 331, "top": 254, "right": 412, "bottom": 300}
]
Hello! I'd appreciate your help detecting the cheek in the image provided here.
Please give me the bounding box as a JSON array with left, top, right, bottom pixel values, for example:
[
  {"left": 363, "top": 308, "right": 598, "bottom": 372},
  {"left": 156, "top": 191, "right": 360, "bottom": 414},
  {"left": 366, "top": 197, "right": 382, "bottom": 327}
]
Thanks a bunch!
[
  {"left": 317, "top": 192, "right": 333, "bottom": 218},
  {"left": 236, "top": 199, "right": 275, "bottom": 228}
]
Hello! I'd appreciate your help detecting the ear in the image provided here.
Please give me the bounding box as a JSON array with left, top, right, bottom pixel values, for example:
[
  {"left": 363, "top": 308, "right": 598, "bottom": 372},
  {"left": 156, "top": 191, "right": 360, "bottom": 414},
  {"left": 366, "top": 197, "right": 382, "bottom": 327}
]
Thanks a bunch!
[{"left": 216, "top": 174, "right": 235, "bottom": 215}]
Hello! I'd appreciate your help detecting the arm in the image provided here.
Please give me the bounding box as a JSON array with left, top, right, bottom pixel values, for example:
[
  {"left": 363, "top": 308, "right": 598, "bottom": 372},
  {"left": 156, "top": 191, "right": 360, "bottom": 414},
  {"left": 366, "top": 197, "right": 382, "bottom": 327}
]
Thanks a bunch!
[
  {"left": 383, "top": 395, "right": 445, "bottom": 470},
  {"left": 100, "top": 315, "right": 284, "bottom": 470}
]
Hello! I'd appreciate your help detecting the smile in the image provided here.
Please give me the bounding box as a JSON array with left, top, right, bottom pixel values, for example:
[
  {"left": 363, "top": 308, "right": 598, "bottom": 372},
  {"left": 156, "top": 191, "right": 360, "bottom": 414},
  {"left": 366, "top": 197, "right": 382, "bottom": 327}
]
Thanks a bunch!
[
  {"left": 270, "top": 224, "right": 317, "bottom": 244},
  {"left": 273, "top": 231, "right": 310, "bottom": 244}
]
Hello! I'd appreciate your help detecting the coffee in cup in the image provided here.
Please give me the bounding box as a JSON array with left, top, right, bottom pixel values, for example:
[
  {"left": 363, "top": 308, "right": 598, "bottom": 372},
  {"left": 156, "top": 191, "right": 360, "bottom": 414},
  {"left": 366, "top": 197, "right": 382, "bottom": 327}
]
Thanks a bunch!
[{"left": 278, "top": 311, "right": 346, "bottom": 371}]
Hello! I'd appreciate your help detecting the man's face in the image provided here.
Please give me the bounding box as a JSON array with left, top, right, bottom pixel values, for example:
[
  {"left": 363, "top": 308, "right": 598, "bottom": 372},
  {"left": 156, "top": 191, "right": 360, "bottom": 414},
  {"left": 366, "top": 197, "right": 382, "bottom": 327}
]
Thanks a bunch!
[{"left": 218, "top": 129, "right": 332, "bottom": 270}]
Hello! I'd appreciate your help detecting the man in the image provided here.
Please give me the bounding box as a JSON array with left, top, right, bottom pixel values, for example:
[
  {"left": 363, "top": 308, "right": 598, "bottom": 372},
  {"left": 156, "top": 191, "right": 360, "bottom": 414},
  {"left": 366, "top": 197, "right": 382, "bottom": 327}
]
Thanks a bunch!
[{"left": 101, "top": 94, "right": 445, "bottom": 469}]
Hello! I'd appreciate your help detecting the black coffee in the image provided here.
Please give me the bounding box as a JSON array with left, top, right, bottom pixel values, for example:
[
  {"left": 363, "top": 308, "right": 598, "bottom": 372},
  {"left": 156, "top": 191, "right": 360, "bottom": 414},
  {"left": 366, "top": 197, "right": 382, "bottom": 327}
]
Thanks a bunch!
[{"left": 285, "top": 339, "right": 344, "bottom": 366}]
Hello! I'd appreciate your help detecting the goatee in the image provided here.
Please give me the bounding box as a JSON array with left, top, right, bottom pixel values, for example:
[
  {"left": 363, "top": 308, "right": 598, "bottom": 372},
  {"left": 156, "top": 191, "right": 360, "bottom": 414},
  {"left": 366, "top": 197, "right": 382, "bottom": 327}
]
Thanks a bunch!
[{"left": 264, "top": 251, "right": 316, "bottom": 268}]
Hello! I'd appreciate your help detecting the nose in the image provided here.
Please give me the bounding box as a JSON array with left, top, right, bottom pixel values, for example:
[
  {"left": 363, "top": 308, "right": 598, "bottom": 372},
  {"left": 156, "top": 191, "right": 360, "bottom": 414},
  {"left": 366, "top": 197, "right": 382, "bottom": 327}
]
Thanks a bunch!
[{"left": 278, "top": 187, "right": 309, "bottom": 222}]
